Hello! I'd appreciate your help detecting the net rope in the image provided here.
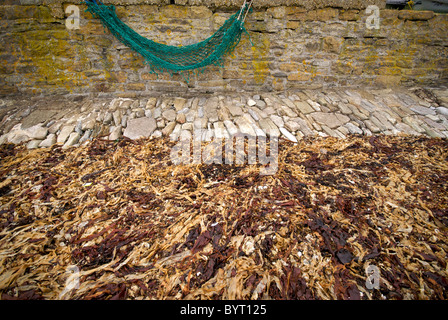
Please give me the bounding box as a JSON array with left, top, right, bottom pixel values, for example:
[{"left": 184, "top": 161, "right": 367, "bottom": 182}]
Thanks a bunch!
[{"left": 85, "top": 0, "right": 253, "bottom": 77}]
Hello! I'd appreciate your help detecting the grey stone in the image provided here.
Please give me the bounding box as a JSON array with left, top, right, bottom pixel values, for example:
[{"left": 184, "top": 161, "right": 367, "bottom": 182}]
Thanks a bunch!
[
  {"left": 344, "top": 122, "right": 363, "bottom": 135},
  {"left": 151, "top": 130, "right": 163, "bottom": 138},
  {"left": 410, "top": 105, "right": 436, "bottom": 116},
  {"left": 256, "top": 100, "right": 267, "bottom": 109},
  {"left": 311, "top": 112, "right": 350, "bottom": 129},
  {"left": 436, "top": 107, "right": 448, "bottom": 117},
  {"left": 403, "top": 117, "right": 425, "bottom": 133},
  {"left": 27, "top": 139, "right": 42, "bottom": 149},
  {"left": 247, "top": 99, "right": 257, "bottom": 107},
  {"left": 214, "top": 122, "right": 229, "bottom": 140},
  {"left": 182, "top": 123, "right": 193, "bottom": 131},
  {"left": 153, "top": 107, "right": 162, "bottom": 119},
  {"left": 176, "top": 113, "right": 186, "bottom": 124},
  {"left": 223, "top": 120, "right": 239, "bottom": 137},
  {"left": 295, "top": 117, "right": 314, "bottom": 136},
  {"left": 279, "top": 105, "right": 297, "bottom": 118},
  {"left": 258, "top": 118, "right": 280, "bottom": 137},
  {"left": 294, "top": 101, "right": 314, "bottom": 114},
  {"left": 135, "top": 108, "right": 145, "bottom": 118},
  {"left": 81, "top": 117, "right": 96, "bottom": 131},
  {"left": 173, "top": 98, "right": 187, "bottom": 112},
  {"left": 279, "top": 127, "right": 298, "bottom": 143},
  {"left": 395, "top": 122, "right": 419, "bottom": 135},
  {"left": 169, "top": 124, "right": 182, "bottom": 141},
  {"left": 103, "top": 112, "right": 113, "bottom": 124},
  {"left": 227, "top": 105, "right": 243, "bottom": 117},
  {"left": 79, "top": 129, "right": 92, "bottom": 143},
  {"left": 25, "top": 124, "right": 48, "bottom": 140},
  {"left": 337, "top": 103, "right": 353, "bottom": 115},
  {"left": 285, "top": 120, "right": 300, "bottom": 133},
  {"left": 39, "top": 133, "right": 57, "bottom": 148},
  {"left": 420, "top": 123, "right": 444, "bottom": 138},
  {"left": 109, "top": 126, "right": 122, "bottom": 140},
  {"left": 247, "top": 108, "right": 260, "bottom": 121},
  {"left": 123, "top": 117, "right": 157, "bottom": 140},
  {"left": 162, "top": 109, "right": 176, "bottom": 122},
  {"left": 307, "top": 99, "right": 321, "bottom": 112},
  {"left": 162, "top": 122, "right": 176, "bottom": 136},
  {"left": 48, "top": 121, "right": 62, "bottom": 134},
  {"left": 57, "top": 125, "right": 75, "bottom": 144},
  {"left": 235, "top": 116, "right": 256, "bottom": 137},
  {"left": 63, "top": 132, "right": 81, "bottom": 149},
  {"left": 270, "top": 115, "right": 284, "bottom": 128},
  {"left": 365, "top": 120, "right": 381, "bottom": 133}
]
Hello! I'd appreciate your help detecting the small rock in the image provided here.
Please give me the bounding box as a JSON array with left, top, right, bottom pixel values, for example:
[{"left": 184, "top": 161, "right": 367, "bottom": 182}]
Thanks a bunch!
[
  {"left": 121, "top": 115, "right": 128, "bottom": 128},
  {"left": 113, "top": 110, "right": 122, "bottom": 127},
  {"left": 176, "top": 113, "right": 186, "bottom": 124},
  {"left": 63, "top": 132, "right": 81, "bottom": 149},
  {"left": 157, "top": 119, "right": 165, "bottom": 129},
  {"left": 436, "top": 106, "right": 448, "bottom": 117},
  {"left": 103, "top": 113, "right": 113, "bottom": 124},
  {"left": 81, "top": 117, "right": 96, "bottom": 131},
  {"left": 27, "top": 139, "right": 42, "bottom": 149},
  {"left": 344, "top": 122, "right": 363, "bottom": 135},
  {"left": 162, "top": 122, "right": 176, "bottom": 136},
  {"left": 79, "top": 129, "right": 92, "bottom": 143},
  {"left": 247, "top": 99, "right": 257, "bottom": 107},
  {"left": 123, "top": 117, "right": 157, "bottom": 140},
  {"left": 39, "top": 134, "right": 57, "bottom": 148},
  {"left": 279, "top": 127, "right": 298, "bottom": 143},
  {"left": 135, "top": 108, "right": 145, "bottom": 118},
  {"left": 285, "top": 120, "right": 300, "bottom": 133},
  {"left": 151, "top": 130, "right": 162, "bottom": 138},
  {"left": 153, "top": 107, "right": 162, "bottom": 119},
  {"left": 146, "top": 97, "right": 157, "bottom": 109},
  {"left": 109, "top": 126, "right": 123, "bottom": 140},
  {"left": 57, "top": 125, "right": 75, "bottom": 144},
  {"left": 25, "top": 124, "right": 48, "bottom": 140},
  {"left": 162, "top": 109, "right": 176, "bottom": 122},
  {"left": 270, "top": 115, "right": 284, "bottom": 128}
]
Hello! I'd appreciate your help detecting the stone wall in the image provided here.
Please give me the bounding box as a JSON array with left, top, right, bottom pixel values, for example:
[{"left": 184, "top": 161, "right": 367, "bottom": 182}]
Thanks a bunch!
[{"left": 0, "top": 0, "right": 447, "bottom": 97}]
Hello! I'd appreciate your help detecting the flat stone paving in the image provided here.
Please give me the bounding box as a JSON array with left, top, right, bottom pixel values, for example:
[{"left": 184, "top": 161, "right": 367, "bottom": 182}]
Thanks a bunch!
[{"left": 1, "top": 87, "right": 448, "bottom": 149}]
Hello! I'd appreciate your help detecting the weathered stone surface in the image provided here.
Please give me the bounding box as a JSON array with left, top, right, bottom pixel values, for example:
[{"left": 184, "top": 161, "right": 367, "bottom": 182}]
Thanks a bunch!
[
  {"left": 235, "top": 116, "right": 256, "bottom": 137},
  {"left": 162, "top": 109, "right": 176, "bottom": 122},
  {"left": 410, "top": 105, "right": 436, "bottom": 116},
  {"left": 123, "top": 117, "right": 157, "bottom": 140},
  {"left": 223, "top": 120, "right": 239, "bottom": 137},
  {"left": 395, "top": 122, "right": 419, "bottom": 135},
  {"left": 436, "top": 107, "right": 448, "bottom": 117},
  {"left": 294, "top": 101, "right": 314, "bottom": 114},
  {"left": 279, "top": 127, "right": 298, "bottom": 143},
  {"left": 270, "top": 115, "right": 284, "bottom": 128},
  {"left": 344, "top": 122, "right": 363, "bottom": 135},
  {"left": 227, "top": 105, "right": 244, "bottom": 117},
  {"left": 27, "top": 139, "right": 42, "bottom": 149},
  {"left": 39, "top": 133, "right": 56, "bottom": 148},
  {"left": 57, "top": 125, "right": 75, "bottom": 144},
  {"left": 311, "top": 112, "right": 350, "bottom": 129},
  {"left": 25, "top": 124, "right": 48, "bottom": 140},
  {"left": 258, "top": 118, "right": 281, "bottom": 137},
  {"left": 109, "top": 126, "right": 123, "bottom": 140},
  {"left": 63, "top": 132, "right": 80, "bottom": 149},
  {"left": 162, "top": 122, "right": 176, "bottom": 136},
  {"left": 176, "top": 113, "right": 186, "bottom": 124}
]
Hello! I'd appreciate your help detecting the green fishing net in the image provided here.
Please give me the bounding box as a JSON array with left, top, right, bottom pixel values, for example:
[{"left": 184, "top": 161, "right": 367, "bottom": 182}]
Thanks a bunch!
[{"left": 85, "top": 1, "right": 252, "bottom": 78}]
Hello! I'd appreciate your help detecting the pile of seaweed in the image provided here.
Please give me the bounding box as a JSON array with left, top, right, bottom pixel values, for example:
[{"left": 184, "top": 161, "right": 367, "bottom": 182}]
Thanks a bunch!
[{"left": 0, "top": 134, "right": 447, "bottom": 300}]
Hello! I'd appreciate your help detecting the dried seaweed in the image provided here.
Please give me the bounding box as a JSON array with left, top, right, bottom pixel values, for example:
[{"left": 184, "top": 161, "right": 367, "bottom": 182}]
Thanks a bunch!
[{"left": 0, "top": 134, "right": 447, "bottom": 300}]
